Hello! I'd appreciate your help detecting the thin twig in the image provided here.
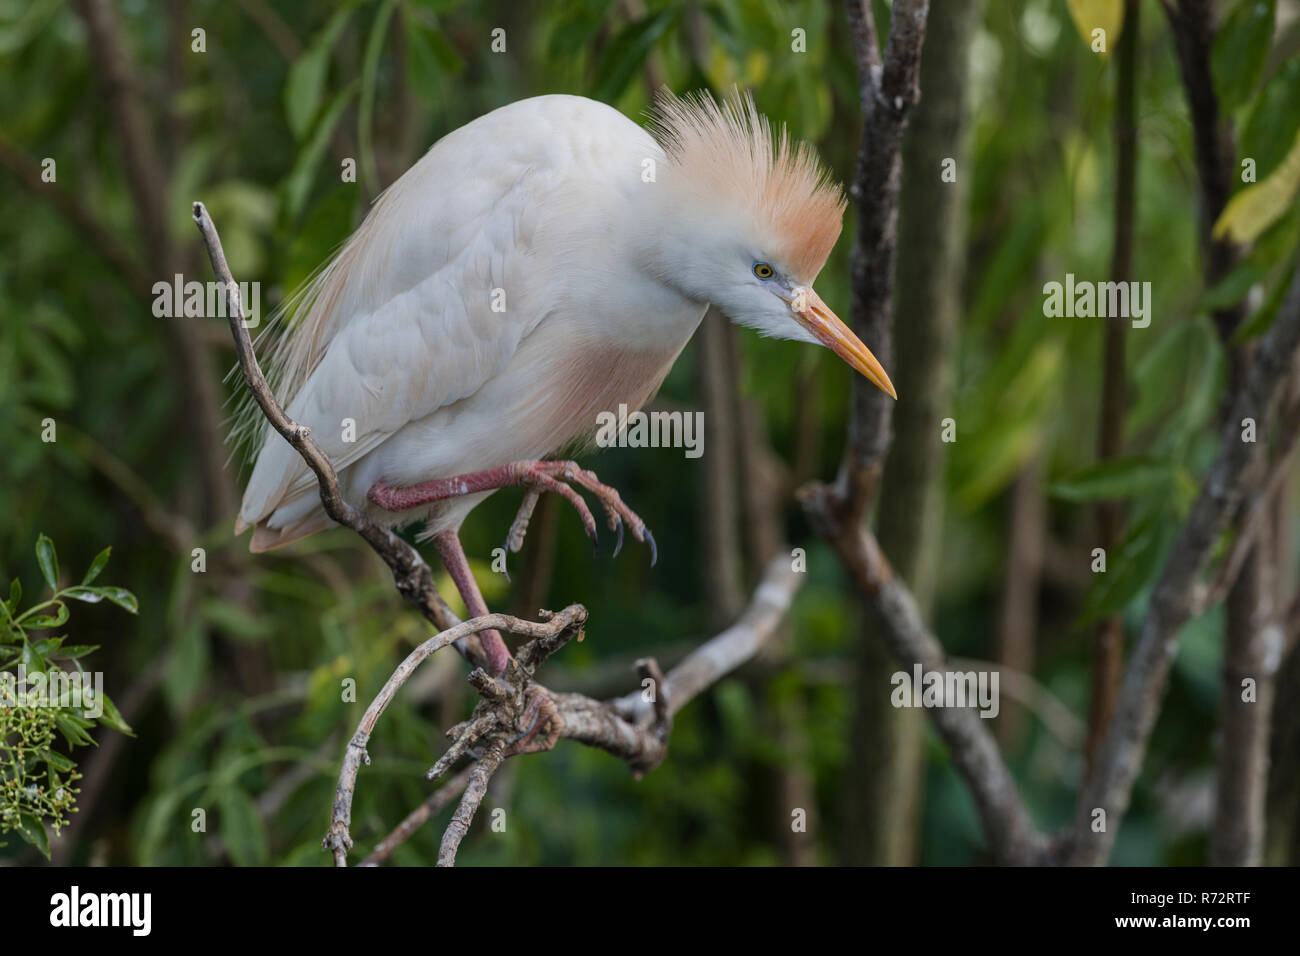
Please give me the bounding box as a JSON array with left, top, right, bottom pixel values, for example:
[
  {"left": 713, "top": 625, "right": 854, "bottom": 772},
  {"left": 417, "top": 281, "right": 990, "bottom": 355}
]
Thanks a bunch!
[
  {"left": 195, "top": 203, "right": 807, "bottom": 866},
  {"left": 321, "top": 606, "right": 585, "bottom": 865},
  {"left": 1068, "top": 262, "right": 1300, "bottom": 866},
  {"left": 361, "top": 766, "right": 473, "bottom": 866},
  {"left": 191, "top": 201, "right": 470, "bottom": 652},
  {"left": 437, "top": 739, "right": 505, "bottom": 867}
]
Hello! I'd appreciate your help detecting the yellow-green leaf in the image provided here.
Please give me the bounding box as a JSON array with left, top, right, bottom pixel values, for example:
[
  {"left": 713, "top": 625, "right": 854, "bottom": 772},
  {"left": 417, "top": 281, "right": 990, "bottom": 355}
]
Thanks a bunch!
[
  {"left": 1213, "top": 130, "right": 1300, "bottom": 244},
  {"left": 1066, "top": 0, "right": 1124, "bottom": 53}
]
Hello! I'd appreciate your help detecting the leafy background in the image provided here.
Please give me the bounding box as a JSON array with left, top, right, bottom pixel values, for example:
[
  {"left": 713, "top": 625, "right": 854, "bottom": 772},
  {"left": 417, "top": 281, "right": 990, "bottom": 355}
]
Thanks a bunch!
[{"left": 0, "top": 0, "right": 1298, "bottom": 865}]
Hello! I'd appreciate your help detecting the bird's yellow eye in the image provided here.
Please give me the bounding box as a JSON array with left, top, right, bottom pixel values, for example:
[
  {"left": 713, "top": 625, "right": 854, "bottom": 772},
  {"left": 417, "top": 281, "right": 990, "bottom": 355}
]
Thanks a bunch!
[{"left": 753, "top": 262, "right": 774, "bottom": 279}]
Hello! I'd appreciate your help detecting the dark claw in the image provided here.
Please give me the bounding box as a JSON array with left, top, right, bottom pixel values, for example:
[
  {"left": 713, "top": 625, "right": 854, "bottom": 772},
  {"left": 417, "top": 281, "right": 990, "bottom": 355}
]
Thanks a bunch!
[
  {"left": 498, "top": 539, "right": 511, "bottom": 583},
  {"left": 612, "top": 518, "right": 625, "bottom": 558},
  {"left": 507, "top": 707, "right": 542, "bottom": 746},
  {"left": 644, "top": 527, "right": 658, "bottom": 567},
  {"left": 588, "top": 526, "right": 600, "bottom": 556}
]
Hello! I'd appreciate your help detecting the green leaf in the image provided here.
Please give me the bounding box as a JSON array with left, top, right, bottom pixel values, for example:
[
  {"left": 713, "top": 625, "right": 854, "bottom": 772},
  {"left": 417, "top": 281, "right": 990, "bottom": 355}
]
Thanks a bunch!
[
  {"left": 43, "top": 751, "right": 75, "bottom": 773},
  {"left": 50, "top": 644, "right": 99, "bottom": 661},
  {"left": 403, "top": 6, "right": 462, "bottom": 105},
  {"left": 1234, "top": 251, "right": 1298, "bottom": 341},
  {"left": 35, "top": 534, "right": 57, "bottom": 590},
  {"left": 359, "top": 0, "right": 399, "bottom": 192},
  {"left": 200, "top": 598, "right": 271, "bottom": 642},
  {"left": 1078, "top": 511, "right": 1175, "bottom": 625},
  {"left": 98, "top": 694, "right": 135, "bottom": 736},
  {"left": 1202, "top": 258, "right": 1266, "bottom": 311},
  {"left": 1049, "top": 458, "right": 1178, "bottom": 502},
  {"left": 53, "top": 712, "right": 97, "bottom": 749},
  {"left": 24, "top": 601, "right": 68, "bottom": 629},
  {"left": 1129, "top": 317, "right": 1221, "bottom": 437},
  {"left": 592, "top": 9, "right": 676, "bottom": 103},
  {"left": 165, "top": 619, "right": 209, "bottom": 713},
  {"left": 7, "top": 577, "right": 20, "bottom": 612},
  {"left": 218, "top": 787, "right": 269, "bottom": 866},
  {"left": 18, "top": 638, "right": 41, "bottom": 674},
  {"left": 284, "top": 5, "right": 355, "bottom": 140},
  {"left": 15, "top": 814, "right": 50, "bottom": 858},
  {"left": 404, "top": 12, "right": 442, "bottom": 105},
  {"left": 0, "top": 0, "right": 61, "bottom": 56},
  {"left": 81, "top": 547, "right": 111, "bottom": 586},
  {"left": 1212, "top": 0, "right": 1276, "bottom": 113},
  {"left": 1065, "top": 0, "right": 1124, "bottom": 53},
  {"left": 1213, "top": 128, "right": 1300, "bottom": 244},
  {"left": 80, "top": 586, "right": 138, "bottom": 615},
  {"left": 1241, "top": 57, "right": 1300, "bottom": 175},
  {"left": 30, "top": 635, "right": 63, "bottom": 656},
  {"left": 284, "top": 80, "right": 358, "bottom": 221}
]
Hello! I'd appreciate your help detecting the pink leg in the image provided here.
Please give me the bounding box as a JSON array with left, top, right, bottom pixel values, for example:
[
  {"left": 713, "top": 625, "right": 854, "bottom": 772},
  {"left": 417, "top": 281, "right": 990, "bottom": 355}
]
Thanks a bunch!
[
  {"left": 432, "top": 530, "right": 510, "bottom": 675},
  {"left": 368, "top": 460, "right": 656, "bottom": 563}
]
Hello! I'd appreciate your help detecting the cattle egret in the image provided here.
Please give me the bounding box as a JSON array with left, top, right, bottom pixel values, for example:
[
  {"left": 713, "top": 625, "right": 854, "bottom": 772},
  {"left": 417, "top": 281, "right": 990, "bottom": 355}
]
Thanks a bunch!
[{"left": 235, "top": 91, "right": 896, "bottom": 674}]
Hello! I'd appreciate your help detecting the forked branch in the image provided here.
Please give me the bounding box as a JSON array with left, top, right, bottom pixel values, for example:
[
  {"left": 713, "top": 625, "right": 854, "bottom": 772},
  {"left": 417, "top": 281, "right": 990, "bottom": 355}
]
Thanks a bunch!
[{"left": 193, "top": 203, "right": 805, "bottom": 866}]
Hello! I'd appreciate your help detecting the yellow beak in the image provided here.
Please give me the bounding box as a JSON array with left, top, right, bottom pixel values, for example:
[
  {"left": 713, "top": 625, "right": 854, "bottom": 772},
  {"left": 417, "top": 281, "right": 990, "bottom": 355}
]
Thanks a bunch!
[{"left": 791, "top": 287, "right": 897, "bottom": 399}]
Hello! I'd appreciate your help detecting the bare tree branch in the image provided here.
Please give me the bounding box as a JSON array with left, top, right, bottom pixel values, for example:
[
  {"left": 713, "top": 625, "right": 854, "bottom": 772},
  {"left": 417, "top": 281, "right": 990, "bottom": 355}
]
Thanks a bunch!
[
  {"left": 360, "top": 766, "right": 473, "bottom": 866},
  {"left": 839, "top": 0, "right": 929, "bottom": 514},
  {"left": 1163, "top": 0, "right": 1246, "bottom": 341},
  {"left": 1198, "top": 394, "right": 1300, "bottom": 612},
  {"left": 191, "top": 201, "right": 473, "bottom": 654},
  {"left": 323, "top": 606, "right": 586, "bottom": 866},
  {"left": 1087, "top": 0, "right": 1139, "bottom": 774},
  {"left": 797, "top": 500, "right": 1047, "bottom": 864},
  {"left": 436, "top": 739, "right": 505, "bottom": 867},
  {"left": 196, "top": 199, "right": 807, "bottom": 865},
  {"left": 1163, "top": 0, "right": 1288, "bottom": 868},
  {"left": 1068, "top": 262, "right": 1300, "bottom": 865}
]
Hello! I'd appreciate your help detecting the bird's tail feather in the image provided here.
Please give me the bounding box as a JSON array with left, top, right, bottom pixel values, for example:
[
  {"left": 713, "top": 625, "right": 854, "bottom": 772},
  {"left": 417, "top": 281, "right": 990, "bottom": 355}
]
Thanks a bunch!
[{"left": 246, "top": 509, "right": 334, "bottom": 553}]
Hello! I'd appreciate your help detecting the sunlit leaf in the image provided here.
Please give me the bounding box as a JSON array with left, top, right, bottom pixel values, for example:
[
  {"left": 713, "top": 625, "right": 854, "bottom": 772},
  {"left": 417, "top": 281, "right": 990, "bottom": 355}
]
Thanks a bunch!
[
  {"left": 67, "top": 586, "right": 138, "bottom": 615},
  {"left": 1065, "top": 0, "right": 1123, "bottom": 53},
  {"left": 1213, "top": 129, "right": 1300, "bottom": 244}
]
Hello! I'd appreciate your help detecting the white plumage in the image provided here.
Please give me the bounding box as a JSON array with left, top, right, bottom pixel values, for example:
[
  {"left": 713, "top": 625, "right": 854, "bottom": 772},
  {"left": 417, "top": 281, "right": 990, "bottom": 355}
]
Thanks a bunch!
[
  {"left": 236, "top": 91, "right": 893, "bottom": 602},
  {"left": 239, "top": 95, "right": 709, "bottom": 548},
  {"left": 236, "top": 89, "right": 896, "bottom": 673}
]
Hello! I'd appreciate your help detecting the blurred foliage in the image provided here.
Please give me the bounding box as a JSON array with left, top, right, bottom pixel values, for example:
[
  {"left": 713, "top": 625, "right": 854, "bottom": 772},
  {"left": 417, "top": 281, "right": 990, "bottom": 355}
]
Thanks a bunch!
[
  {"left": 1, "top": 536, "right": 137, "bottom": 856},
  {"left": 0, "top": 0, "right": 1297, "bottom": 866}
]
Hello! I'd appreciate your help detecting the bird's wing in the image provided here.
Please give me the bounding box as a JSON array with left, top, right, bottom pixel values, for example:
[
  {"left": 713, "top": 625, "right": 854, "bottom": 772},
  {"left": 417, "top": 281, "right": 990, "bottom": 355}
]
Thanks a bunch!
[{"left": 238, "top": 128, "right": 554, "bottom": 527}]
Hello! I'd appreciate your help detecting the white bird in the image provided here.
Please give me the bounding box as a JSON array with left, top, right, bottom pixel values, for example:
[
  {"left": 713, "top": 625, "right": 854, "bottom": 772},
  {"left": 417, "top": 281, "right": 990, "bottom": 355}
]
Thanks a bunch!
[{"left": 235, "top": 90, "right": 895, "bottom": 674}]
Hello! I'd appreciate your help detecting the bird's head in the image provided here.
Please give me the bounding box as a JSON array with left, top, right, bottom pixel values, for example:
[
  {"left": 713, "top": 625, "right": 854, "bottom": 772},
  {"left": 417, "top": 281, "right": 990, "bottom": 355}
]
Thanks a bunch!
[{"left": 647, "top": 89, "right": 896, "bottom": 399}]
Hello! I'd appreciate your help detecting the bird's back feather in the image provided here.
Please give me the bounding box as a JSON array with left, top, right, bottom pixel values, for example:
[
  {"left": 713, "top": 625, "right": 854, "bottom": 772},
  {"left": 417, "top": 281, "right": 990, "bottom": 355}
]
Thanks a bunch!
[{"left": 236, "top": 95, "right": 663, "bottom": 538}]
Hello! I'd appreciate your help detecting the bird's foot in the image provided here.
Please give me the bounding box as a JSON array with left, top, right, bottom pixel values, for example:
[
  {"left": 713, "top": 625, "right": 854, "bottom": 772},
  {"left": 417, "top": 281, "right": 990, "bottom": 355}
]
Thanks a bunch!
[
  {"left": 502, "top": 460, "right": 656, "bottom": 564},
  {"left": 367, "top": 460, "right": 656, "bottom": 566},
  {"left": 504, "top": 685, "right": 561, "bottom": 756}
]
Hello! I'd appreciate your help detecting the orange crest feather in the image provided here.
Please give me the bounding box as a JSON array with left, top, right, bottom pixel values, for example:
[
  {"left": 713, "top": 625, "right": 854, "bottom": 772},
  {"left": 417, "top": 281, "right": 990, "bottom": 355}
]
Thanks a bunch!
[{"left": 650, "top": 89, "right": 846, "bottom": 280}]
